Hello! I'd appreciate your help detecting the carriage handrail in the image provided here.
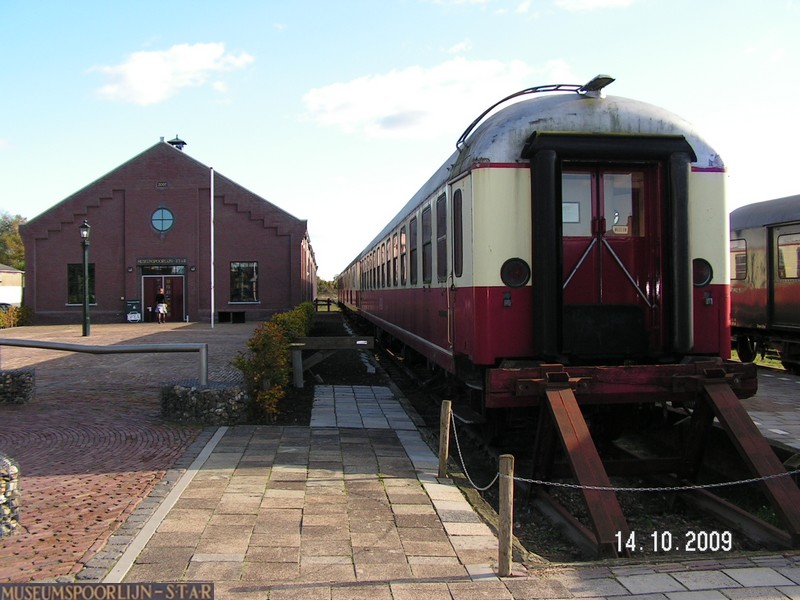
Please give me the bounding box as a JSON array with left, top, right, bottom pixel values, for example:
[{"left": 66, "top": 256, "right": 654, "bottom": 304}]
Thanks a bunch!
[
  {"left": 0, "top": 338, "right": 209, "bottom": 386},
  {"left": 455, "top": 75, "right": 615, "bottom": 150}
]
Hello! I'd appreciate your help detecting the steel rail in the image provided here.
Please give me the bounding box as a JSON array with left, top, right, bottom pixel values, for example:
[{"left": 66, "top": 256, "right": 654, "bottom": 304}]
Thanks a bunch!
[{"left": 0, "top": 338, "right": 209, "bottom": 385}]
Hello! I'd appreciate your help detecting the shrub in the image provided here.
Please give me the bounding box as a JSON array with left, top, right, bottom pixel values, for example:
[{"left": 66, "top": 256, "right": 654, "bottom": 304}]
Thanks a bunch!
[
  {"left": 0, "top": 306, "right": 31, "bottom": 329},
  {"left": 232, "top": 302, "right": 315, "bottom": 422}
]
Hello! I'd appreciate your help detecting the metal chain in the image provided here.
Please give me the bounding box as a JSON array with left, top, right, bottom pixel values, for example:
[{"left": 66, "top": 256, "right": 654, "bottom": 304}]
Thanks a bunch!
[
  {"left": 504, "top": 469, "right": 800, "bottom": 493},
  {"left": 449, "top": 413, "right": 499, "bottom": 491},
  {"left": 446, "top": 412, "right": 800, "bottom": 494}
]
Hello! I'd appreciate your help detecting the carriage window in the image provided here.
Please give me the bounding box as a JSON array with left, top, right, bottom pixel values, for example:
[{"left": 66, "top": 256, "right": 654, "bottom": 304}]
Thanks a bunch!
[
  {"left": 380, "top": 243, "right": 386, "bottom": 288},
  {"left": 778, "top": 234, "right": 800, "bottom": 279},
  {"left": 400, "top": 226, "right": 407, "bottom": 285},
  {"left": 422, "top": 206, "right": 433, "bottom": 284},
  {"left": 410, "top": 217, "right": 418, "bottom": 285},
  {"left": 730, "top": 239, "right": 747, "bottom": 280},
  {"left": 385, "top": 239, "right": 392, "bottom": 288},
  {"left": 562, "top": 173, "right": 592, "bottom": 237},
  {"left": 453, "top": 189, "right": 463, "bottom": 278},
  {"left": 373, "top": 250, "right": 377, "bottom": 289},
  {"left": 392, "top": 233, "right": 400, "bottom": 287},
  {"left": 436, "top": 194, "right": 447, "bottom": 282},
  {"left": 392, "top": 234, "right": 399, "bottom": 287},
  {"left": 603, "top": 172, "right": 644, "bottom": 237}
]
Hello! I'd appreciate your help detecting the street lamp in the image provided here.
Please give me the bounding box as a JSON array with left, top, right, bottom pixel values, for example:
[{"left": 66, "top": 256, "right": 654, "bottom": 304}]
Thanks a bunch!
[{"left": 80, "top": 220, "right": 91, "bottom": 336}]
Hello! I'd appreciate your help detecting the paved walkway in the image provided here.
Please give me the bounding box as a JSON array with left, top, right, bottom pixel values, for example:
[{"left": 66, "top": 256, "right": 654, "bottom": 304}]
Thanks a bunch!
[
  {"left": 745, "top": 370, "right": 800, "bottom": 453},
  {"left": 92, "top": 385, "right": 800, "bottom": 599},
  {"left": 2, "top": 322, "right": 800, "bottom": 597}
]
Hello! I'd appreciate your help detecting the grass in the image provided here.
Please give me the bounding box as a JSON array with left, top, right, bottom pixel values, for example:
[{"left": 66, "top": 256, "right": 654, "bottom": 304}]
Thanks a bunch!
[{"left": 730, "top": 348, "right": 786, "bottom": 371}]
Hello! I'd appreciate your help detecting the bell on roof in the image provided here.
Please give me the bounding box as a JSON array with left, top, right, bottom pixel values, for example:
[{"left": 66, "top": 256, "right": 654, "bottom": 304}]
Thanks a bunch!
[{"left": 167, "top": 135, "right": 187, "bottom": 151}]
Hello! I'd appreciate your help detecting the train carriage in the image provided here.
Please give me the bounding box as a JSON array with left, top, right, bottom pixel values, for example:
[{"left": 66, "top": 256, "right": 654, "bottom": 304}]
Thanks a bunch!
[
  {"left": 336, "top": 75, "right": 800, "bottom": 556},
  {"left": 730, "top": 194, "right": 800, "bottom": 370},
  {"left": 339, "top": 76, "right": 734, "bottom": 396}
]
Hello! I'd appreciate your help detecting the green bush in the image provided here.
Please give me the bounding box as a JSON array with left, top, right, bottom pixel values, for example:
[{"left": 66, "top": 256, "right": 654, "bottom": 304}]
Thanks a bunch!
[
  {"left": 0, "top": 306, "right": 31, "bottom": 329},
  {"left": 232, "top": 302, "right": 315, "bottom": 422}
]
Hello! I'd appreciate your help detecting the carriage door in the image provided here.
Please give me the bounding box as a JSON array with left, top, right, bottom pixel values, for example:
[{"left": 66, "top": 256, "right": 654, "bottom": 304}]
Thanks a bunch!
[
  {"left": 771, "top": 225, "right": 800, "bottom": 327},
  {"left": 561, "top": 165, "right": 661, "bottom": 358}
]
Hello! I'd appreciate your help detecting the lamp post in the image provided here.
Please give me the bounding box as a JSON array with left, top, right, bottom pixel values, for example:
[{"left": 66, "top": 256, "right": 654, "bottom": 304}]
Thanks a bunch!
[{"left": 80, "top": 220, "right": 91, "bottom": 336}]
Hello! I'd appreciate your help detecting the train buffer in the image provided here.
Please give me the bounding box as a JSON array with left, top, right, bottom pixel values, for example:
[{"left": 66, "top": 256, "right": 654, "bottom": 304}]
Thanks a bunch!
[{"left": 289, "top": 336, "right": 374, "bottom": 388}]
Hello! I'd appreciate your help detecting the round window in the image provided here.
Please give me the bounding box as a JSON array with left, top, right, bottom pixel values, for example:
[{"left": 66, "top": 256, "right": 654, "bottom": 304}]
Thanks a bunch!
[{"left": 151, "top": 208, "right": 174, "bottom": 232}]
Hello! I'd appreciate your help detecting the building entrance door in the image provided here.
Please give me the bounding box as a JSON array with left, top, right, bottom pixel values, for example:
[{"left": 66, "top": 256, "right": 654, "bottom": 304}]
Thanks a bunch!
[{"left": 142, "top": 275, "right": 185, "bottom": 322}]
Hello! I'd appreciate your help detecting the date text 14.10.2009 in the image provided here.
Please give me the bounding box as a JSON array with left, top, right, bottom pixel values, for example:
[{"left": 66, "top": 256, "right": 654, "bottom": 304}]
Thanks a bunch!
[{"left": 616, "top": 530, "right": 733, "bottom": 554}]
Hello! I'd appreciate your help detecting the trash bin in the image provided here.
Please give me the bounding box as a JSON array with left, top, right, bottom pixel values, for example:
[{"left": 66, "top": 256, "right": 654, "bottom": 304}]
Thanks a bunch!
[{"left": 126, "top": 300, "right": 143, "bottom": 323}]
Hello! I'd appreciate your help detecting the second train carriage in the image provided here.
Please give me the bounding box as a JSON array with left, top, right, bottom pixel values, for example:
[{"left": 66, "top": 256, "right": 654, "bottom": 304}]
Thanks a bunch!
[{"left": 730, "top": 194, "right": 800, "bottom": 371}]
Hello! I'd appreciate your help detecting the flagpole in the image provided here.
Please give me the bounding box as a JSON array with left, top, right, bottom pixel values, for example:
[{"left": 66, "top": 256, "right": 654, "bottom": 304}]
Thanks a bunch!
[{"left": 210, "top": 167, "right": 215, "bottom": 329}]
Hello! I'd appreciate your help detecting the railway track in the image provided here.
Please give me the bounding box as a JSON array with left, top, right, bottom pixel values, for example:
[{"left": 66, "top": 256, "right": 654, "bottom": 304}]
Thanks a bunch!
[{"left": 360, "top": 323, "right": 799, "bottom": 561}]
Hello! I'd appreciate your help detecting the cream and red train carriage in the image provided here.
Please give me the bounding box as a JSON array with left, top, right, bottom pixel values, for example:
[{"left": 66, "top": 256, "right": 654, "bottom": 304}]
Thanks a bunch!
[
  {"left": 338, "top": 76, "right": 800, "bottom": 554},
  {"left": 730, "top": 195, "right": 800, "bottom": 371}
]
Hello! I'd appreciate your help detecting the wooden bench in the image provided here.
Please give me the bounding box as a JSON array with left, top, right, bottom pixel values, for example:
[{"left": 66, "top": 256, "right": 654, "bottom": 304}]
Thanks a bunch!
[
  {"left": 289, "top": 336, "right": 374, "bottom": 387},
  {"left": 313, "top": 298, "right": 335, "bottom": 312}
]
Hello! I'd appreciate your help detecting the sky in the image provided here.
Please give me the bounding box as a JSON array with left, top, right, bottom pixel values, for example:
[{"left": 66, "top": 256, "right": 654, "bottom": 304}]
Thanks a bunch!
[{"left": 2, "top": 0, "right": 799, "bottom": 280}]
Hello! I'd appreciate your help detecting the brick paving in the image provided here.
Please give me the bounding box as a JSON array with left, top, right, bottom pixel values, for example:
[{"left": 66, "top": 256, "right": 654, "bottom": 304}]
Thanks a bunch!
[{"left": 0, "top": 322, "right": 255, "bottom": 582}]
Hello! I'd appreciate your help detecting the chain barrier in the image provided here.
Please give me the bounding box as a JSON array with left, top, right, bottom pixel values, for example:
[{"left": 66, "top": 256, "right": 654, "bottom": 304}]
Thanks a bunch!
[
  {"left": 447, "top": 415, "right": 800, "bottom": 494},
  {"left": 448, "top": 411, "right": 499, "bottom": 491},
  {"left": 503, "top": 469, "right": 800, "bottom": 493}
]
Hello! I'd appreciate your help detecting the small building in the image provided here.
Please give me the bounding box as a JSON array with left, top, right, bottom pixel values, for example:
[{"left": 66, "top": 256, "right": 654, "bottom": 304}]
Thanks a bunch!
[
  {"left": 0, "top": 263, "right": 23, "bottom": 306},
  {"left": 20, "top": 138, "right": 317, "bottom": 324}
]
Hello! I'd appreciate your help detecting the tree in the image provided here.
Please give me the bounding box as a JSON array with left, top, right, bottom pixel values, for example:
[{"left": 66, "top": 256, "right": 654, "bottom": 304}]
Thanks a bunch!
[
  {"left": 0, "top": 212, "right": 26, "bottom": 271},
  {"left": 317, "top": 278, "right": 335, "bottom": 298}
]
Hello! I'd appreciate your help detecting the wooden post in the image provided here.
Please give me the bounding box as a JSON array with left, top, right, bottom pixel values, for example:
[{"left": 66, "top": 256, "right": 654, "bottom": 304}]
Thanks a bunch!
[
  {"left": 291, "top": 347, "right": 304, "bottom": 388},
  {"left": 438, "top": 400, "right": 452, "bottom": 478},
  {"left": 498, "top": 453, "right": 514, "bottom": 577}
]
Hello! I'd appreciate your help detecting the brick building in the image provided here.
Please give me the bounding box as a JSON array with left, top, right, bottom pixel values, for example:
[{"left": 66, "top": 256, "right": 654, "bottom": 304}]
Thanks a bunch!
[{"left": 20, "top": 138, "right": 316, "bottom": 324}]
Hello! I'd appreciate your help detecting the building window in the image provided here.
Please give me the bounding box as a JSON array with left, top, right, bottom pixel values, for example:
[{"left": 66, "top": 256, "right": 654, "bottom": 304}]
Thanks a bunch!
[
  {"left": 230, "top": 262, "right": 258, "bottom": 302},
  {"left": 151, "top": 207, "right": 174, "bottom": 232},
  {"left": 67, "top": 263, "right": 95, "bottom": 305}
]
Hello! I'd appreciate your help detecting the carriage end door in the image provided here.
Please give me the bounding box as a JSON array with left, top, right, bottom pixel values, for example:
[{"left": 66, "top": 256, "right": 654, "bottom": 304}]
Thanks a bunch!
[{"left": 560, "top": 165, "right": 662, "bottom": 359}]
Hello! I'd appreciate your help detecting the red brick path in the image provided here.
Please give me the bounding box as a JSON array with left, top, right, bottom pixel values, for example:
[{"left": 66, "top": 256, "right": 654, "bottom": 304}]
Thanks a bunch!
[{"left": 0, "top": 322, "right": 254, "bottom": 582}]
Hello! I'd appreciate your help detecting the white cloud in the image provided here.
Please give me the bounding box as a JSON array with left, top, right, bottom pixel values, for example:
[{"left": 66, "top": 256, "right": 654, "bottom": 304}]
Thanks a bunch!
[
  {"left": 90, "top": 42, "right": 254, "bottom": 106},
  {"left": 0, "top": 139, "right": 10, "bottom": 150},
  {"left": 447, "top": 39, "right": 473, "bottom": 54},
  {"left": 516, "top": 0, "right": 532, "bottom": 12},
  {"left": 301, "top": 58, "right": 577, "bottom": 140},
  {"left": 555, "top": 0, "right": 634, "bottom": 11}
]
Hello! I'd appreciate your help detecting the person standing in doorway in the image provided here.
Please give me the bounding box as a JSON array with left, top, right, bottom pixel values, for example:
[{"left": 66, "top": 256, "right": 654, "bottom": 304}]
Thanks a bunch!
[{"left": 155, "top": 288, "right": 167, "bottom": 324}]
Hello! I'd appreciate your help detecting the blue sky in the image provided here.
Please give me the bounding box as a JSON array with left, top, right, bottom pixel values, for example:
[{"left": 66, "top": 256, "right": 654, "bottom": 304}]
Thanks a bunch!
[{"left": 2, "top": 0, "right": 799, "bottom": 279}]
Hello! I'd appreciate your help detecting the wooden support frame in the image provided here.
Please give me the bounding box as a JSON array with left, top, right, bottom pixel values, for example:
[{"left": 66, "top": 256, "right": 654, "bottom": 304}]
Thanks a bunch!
[
  {"left": 702, "top": 380, "right": 800, "bottom": 543},
  {"left": 290, "top": 336, "right": 374, "bottom": 388},
  {"left": 543, "top": 382, "right": 631, "bottom": 557}
]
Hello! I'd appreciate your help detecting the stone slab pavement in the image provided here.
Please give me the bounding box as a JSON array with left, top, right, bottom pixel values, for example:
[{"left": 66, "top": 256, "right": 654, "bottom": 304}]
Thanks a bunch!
[{"left": 95, "top": 384, "right": 800, "bottom": 599}]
